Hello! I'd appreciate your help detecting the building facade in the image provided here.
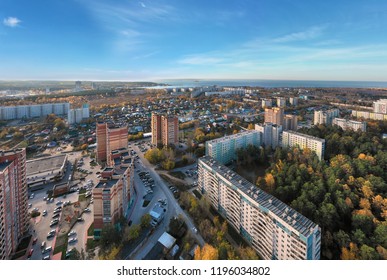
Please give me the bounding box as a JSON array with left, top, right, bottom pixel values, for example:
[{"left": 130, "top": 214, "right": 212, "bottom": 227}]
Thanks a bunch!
[
  {"left": 93, "top": 163, "right": 134, "bottom": 237},
  {"left": 313, "top": 109, "right": 339, "bottom": 125},
  {"left": 289, "top": 97, "right": 299, "bottom": 106},
  {"left": 373, "top": 99, "right": 387, "bottom": 114},
  {"left": 332, "top": 118, "right": 367, "bottom": 132},
  {"left": 205, "top": 130, "right": 261, "bottom": 165},
  {"left": 276, "top": 97, "right": 286, "bottom": 108},
  {"left": 264, "top": 107, "right": 284, "bottom": 126},
  {"left": 351, "top": 110, "right": 387, "bottom": 121},
  {"left": 261, "top": 99, "right": 273, "bottom": 108},
  {"left": 255, "top": 123, "right": 282, "bottom": 149},
  {"left": 282, "top": 131, "right": 325, "bottom": 160},
  {"left": 96, "top": 123, "right": 128, "bottom": 163},
  {"left": 151, "top": 113, "right": 179, "bottom": 147},
  {"left": 68, "top": 104, "right": 90, "bottom": 124},
  {"left": 198, "top": 156, "right": 321, "bottom": 260},
  {"left": 0, "top": 149, "right": 29, "bottom": 260},
  {"left": 0, "top": 103, "right": 70, "bottom": 120},
  {"left": 283, "top": 114, "right": 298, "bottom": 131}
]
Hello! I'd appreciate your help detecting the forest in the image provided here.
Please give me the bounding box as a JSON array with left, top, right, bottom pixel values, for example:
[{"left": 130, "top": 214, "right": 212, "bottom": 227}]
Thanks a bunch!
[{"left": 255, "top": 123, "right": 387, "bottom": 259}]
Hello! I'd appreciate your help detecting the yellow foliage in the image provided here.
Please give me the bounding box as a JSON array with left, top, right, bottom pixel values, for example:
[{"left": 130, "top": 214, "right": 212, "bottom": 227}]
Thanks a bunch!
[
  {"left": 358, "top": 153, "right": 366, "bottom": 160},
  {"left": 265, "top": 173, "right": 275, "bottom": 190},
  {"left": 194, "top": 244, "right": 219, "bottom": 260},
  {"left": 359, "top": 198, "right": 371, "bottom": 210},
  {"left": 361, "top": 184, "right": 374, "bottom": 199},
  {"left": 345, "top": 197, "right": 354, "bottom": 209},
  {"left": 341, "top": 242, "right": 358, "bottom": 260}
]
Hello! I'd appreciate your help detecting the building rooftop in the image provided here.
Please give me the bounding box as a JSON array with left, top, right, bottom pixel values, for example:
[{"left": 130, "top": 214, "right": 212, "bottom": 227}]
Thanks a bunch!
[
  {"left": 95, "top": 179, "right": 118, "bottom": 189},
  {"left": 283, "top": 130, "right": 325, "bottom": 143},
  {"left": 199, "top": 156, "right": 319, "bottom": 238},
  {"left": 206, "top": 130, "right": 259, "bottom": 145},
  {"left": 26, "top": 154, "right": 67, "bottom": 176},
  {"left": 158, "top": 232, "right": 176, "bottom": 250}
]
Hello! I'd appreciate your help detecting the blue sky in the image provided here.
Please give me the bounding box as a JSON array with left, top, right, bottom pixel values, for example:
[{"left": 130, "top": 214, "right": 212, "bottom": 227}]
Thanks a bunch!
[{"left": 1, "top": 0, "right": 387, "bottom": 81}]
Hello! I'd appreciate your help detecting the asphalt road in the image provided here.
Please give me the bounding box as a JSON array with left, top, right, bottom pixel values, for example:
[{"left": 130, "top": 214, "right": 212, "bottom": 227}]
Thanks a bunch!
[{"left": 128, "top": 140, "right": 205, "bottom": 259}]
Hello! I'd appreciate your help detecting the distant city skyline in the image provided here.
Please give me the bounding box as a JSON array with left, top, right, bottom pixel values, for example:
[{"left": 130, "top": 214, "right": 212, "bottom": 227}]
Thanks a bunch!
[{"left": 1, "top": 0, "right": 387, "bottom": 81}]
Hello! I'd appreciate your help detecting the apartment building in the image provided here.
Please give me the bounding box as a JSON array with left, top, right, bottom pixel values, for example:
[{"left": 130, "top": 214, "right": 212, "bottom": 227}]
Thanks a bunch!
[
  {"left": 0, "top": 103, "right": 70, "bottom": 120},
  {"left": 264, "top": 107, "right": 284, "bottom": 126},
  {"left": 96, "top": 122, "right": 128, "bottom": 163},
  {"left": 332, "top": 118, "right": 367, "bottom": 132},
  {"left": 261, "top": 99, "right": 273, "bottom": 108},
  {"left": 93, "top": 163, "right": 134, "bottom": 237},
  {"left": 255, "top": 123, "right": 282, "bottom": 149},
  {"left": 282, "top": 131, "right": 325, "bottom": 160},
  {"left": 0, "top": 149, "right": 29, "bottom": 260},
  {"left": 277, "top": 97, "right": 286, "bottom": 108},
  {"left": 205, "top": 130, "right": 261, "bottom": 165},
  {"left": 313, "top": 109, "right": 339, "bottom": 125},
  {"left": 68, "top": 104, "right": 90, "bottom": 124},
  {"left": 151, "top": 113, "right": 179, "bottom": 147},
  {"left": 351, "top": 110, "right": 387, "bottom": 121},
  {"left": 289, "top": 97, "right": 299, "bottom": 106},
  {"left": 198, "top": 156, "right": 321, "bottom": 260},
  {"left": 283, "top": 114, "right": 298, "bottom": 131},
  {"left": 373, "top": 99, "right": 387, "bottom": 114}
]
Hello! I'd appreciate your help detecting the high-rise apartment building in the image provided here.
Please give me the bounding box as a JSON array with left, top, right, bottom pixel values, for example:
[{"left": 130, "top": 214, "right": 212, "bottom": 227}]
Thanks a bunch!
[
  {"left": 151, "top": 113, "right": 162, "bottom": 146},
  {"left": 255, "top": 123, "right": 282, "bottom": 149},
  {"left": 0, "top": 103, "right": 70, "bottom": 120},
  {"left": 332, "top": 118, "right": 367, "bottom": 132},
  {"left": 282, "top": 131, "right": 325, "bottom": 160},
  {"left": 261, "top": 99, "right": 273, "bottom": 108},
  {"left": 68, "top": 104, "right": 90, "bottom": 124},
  {"left": 313, "top": 109, "right": 339, "bottom": 125},
  {"left": 93, "top": 162, "right": 134, "bottom": 237},
  {"left": 277, "top": 97, "right": 286, "bottom": 108},
  {"left": 289, "top": 97, "right": 299, "bottom": 106},
  {"left": 283, "top": 114, "right": 298, "bottom": 131},
  {"left": 198, "top": 156, "right": 321, "bottom": 260},
  {"left": 96, "top": 123, "right": 128, "bottom": 163},
  {"left": 205, "top": 130, "right": 261, "bottom": 165},
  {"left": 0, "top": 149, "right": 29, "bottom": 260},
  {"left": 264, "top": 107, "right": 284, "bottom": 126},
  {"left": 151, "top": 113, "right": 179, "bottom": 147},
  {"left": 373, "top": 99, "right": 387, "bottom": 114}
]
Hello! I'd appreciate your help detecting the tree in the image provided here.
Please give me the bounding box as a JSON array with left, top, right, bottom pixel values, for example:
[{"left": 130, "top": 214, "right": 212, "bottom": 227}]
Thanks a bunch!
[
  {"left": 359, "top": 245, "right": 378, "bottom": 260},
  {"left": 341, "top": 242, "right": 359, "bottom": 260},
  {"left": 374, "top": 222, "right": 387, "bottom": 248},
  {"left": 194, "top": 244, "right": 219, "bottom": 260},
  {"left": 127, "top": 224, "right": 141, "bottom": 240},
  {"left": 100, "top": 224, "right": 121, "bottom": 252},
  {"left": 140, "top": 214, "right": 152, "bottom": 228}
]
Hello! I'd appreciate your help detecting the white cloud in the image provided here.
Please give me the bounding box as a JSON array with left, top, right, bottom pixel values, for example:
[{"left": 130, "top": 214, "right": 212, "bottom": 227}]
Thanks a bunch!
[
  {"left": 273, "top": 25, "right": 327, "bottom": 43},
  {"left": 3, "top": 17, "right": 21, "bottom": 27},
  {"left": 139, "top": 2, "right": 146, "bottom": 8}
]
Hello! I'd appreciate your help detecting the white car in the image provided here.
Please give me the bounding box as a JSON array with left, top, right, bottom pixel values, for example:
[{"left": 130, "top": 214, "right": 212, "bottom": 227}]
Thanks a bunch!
[
  {"left": 68, "top": 237, "right": 78, "bottom": 243},
  {"left": 68, "top": 230, "right": 76, "bottom": 237}
]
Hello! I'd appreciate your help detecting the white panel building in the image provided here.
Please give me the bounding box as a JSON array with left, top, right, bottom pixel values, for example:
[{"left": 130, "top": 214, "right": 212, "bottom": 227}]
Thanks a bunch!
[
  {"left": 332, "top": 118, "right": 367, "bottom": 132},
  {"left": 282, "top": 131, "right": 325, "bottom": 160},
  {"left": 198, "top": 156, "right": 321, "bottom": 260},
  {"left": 205, "top": 130, "right": 261, "bottom": 165},
  {"left": 255, "top": 123, "right": 282, "bottom": 149}
]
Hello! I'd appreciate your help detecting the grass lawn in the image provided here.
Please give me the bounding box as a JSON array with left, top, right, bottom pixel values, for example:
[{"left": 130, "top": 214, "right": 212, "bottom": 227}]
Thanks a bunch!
[
  {"left": 168, "top": 171, "right": 186, "bottom": 180},
  {"left": 160, "top": 174, "right": 189, "bottom": 191},
  {"left": 53, "top": 234, "right": 68, "bottom": 258},
  {"left": 87, "top": 222, "right": 94, "bottom": 236}
]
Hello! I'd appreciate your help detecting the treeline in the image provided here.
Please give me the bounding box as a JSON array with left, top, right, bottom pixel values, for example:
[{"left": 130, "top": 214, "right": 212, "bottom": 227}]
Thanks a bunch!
[{"left": 259, "top": 124, "right": 387, "bottom": 259}]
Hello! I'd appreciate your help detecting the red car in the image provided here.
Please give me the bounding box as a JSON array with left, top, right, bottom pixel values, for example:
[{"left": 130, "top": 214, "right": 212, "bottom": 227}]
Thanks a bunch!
[{"left": 32, "top": 237, "right": 38, "bottom": 245}]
